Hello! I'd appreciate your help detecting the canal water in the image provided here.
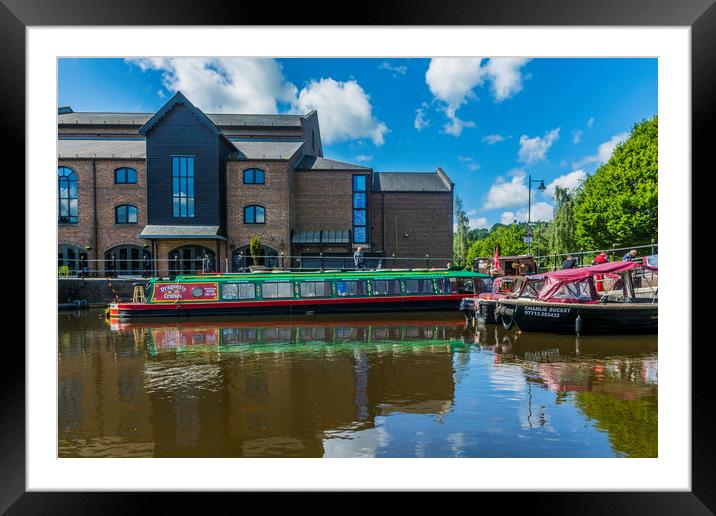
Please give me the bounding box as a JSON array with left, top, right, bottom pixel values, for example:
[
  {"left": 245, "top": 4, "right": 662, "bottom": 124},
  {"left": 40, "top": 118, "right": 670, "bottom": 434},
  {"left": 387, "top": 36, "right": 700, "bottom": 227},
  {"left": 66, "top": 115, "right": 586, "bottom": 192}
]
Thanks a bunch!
[{"left": 58, "top": 309, "right": 657, "bottom": 458}]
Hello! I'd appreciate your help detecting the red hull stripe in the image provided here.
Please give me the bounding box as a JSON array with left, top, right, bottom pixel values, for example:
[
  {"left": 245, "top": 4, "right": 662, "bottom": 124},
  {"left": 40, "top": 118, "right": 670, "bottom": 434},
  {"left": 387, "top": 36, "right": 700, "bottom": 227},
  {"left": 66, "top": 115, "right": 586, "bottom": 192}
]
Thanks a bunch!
[{"left": 113, "top": 294, "right": 467, "bottom": 311}]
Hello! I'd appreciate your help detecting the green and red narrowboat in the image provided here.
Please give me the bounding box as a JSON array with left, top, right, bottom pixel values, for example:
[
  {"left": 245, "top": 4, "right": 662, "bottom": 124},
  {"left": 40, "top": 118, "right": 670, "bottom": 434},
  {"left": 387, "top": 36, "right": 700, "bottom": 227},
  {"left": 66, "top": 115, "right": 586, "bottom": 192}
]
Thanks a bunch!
[{"left": 108, "top": 269, "right": 493, "bottom": 319}]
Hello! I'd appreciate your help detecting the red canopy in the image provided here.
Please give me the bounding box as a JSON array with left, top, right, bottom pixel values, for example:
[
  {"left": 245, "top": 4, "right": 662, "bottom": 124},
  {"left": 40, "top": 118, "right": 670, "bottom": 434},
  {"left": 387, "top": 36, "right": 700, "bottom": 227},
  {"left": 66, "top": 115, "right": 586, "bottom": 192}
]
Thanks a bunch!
[{"left": 537, "top": 261, "right": 639, "bottom": 303}]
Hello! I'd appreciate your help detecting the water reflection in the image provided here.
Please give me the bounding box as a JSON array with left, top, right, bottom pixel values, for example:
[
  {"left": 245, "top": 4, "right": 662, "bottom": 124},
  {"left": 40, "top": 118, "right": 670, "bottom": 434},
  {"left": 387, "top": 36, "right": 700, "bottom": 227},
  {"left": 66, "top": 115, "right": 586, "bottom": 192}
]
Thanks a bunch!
[{"left": 58, "top": 310, "right": 657, "bottom": 458}]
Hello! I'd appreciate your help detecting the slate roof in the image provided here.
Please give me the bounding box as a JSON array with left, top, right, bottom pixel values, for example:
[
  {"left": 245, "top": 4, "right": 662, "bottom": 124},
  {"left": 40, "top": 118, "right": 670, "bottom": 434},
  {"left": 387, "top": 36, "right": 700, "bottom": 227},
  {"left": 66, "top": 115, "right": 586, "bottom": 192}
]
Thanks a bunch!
[
  {"left": 228, "top": 141, "right": 304, "bottom": 160},
  {"left": 139, "top": 225, "right": 225, "bottom": 240},
  {"left": 295, "top": 155, "right": 371, "bottom": 171},
  {"left": 373, "top": 171, "right": 452, "bottom": 192},
  {"left": 58, "top": 139, "right": 146, "bottom": 159},
  {"left": 59, "top": 112, "right": 304, "bottom": 128}
]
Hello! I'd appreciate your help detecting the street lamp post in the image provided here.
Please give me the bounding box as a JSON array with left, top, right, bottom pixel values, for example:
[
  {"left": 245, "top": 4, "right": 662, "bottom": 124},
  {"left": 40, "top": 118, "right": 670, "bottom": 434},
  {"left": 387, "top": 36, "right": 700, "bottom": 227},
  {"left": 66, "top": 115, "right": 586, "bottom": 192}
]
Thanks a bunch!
[{"left": 527, "top": 174, "right": 547, "bottom": 256}]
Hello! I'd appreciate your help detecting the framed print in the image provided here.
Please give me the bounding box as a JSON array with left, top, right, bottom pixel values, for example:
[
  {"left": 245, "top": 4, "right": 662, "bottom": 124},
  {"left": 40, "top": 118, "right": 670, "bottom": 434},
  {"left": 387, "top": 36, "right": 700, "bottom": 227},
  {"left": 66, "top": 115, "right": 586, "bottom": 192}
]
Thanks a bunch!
[{"left": 6, "top": 0, "right": 714, "bottom": 512}]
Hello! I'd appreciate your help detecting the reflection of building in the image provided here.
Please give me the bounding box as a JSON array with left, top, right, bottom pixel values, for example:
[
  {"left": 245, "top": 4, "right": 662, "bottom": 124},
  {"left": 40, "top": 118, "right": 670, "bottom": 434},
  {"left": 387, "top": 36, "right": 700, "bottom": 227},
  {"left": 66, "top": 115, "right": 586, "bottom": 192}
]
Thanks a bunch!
[
  {"left": 57, "top": 92, "right": 454, "bottom": 275},
  {"left": 60, "top": 318, "right": 460, "bottom": 457}
]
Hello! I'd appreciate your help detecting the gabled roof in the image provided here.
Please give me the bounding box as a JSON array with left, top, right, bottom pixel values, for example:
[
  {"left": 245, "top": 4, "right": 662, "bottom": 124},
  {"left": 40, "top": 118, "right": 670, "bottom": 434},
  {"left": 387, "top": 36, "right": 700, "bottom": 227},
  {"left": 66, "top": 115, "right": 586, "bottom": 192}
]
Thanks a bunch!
[
  {"left": 139, "top": 91, "right": 221, "bottom": 137},
  {"left": 295, "top": 155, "right": 371, "bottom": 171},
  {"left": 373, "top": 171, "right": 452, "bottom": 192}
]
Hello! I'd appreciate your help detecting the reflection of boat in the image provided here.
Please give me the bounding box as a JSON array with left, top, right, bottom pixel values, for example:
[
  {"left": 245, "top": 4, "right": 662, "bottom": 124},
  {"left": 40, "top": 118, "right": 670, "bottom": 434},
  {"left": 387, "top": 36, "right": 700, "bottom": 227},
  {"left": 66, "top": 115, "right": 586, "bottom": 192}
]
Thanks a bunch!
[
  {"left": 109, "top": 269, "right": 492, "bottom": 319},
  {"left": 496, "top": 261, "right": 657, "bottom": 335},
  {"left": 109, "top": 315, "right": 470, "bottom": 356}
]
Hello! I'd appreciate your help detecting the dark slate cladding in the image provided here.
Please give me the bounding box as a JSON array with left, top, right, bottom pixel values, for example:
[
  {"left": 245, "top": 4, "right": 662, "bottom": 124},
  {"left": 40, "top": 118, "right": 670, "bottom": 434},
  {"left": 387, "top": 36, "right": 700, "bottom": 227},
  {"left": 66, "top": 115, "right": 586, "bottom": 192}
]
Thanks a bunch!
[{"left": 144, "top": 103, "right": 223, "bottom": 230}]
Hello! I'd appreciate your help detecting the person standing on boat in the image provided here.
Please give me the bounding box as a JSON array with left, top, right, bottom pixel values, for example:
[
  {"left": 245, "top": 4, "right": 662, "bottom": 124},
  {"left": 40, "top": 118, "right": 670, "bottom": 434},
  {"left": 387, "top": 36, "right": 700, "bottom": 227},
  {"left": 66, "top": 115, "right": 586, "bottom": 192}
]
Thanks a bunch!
[
  {"left": 592, "top": 251, "right": 609, "bottom": 292},
  {"left": 354, "top": 247, "right": 365, "bottom": 270},
  {"left": 562, "top": 255, "right": 578, "bottom": 269},
  {"left": 622, "top": 249, "right": 638, "bottom": 261}
]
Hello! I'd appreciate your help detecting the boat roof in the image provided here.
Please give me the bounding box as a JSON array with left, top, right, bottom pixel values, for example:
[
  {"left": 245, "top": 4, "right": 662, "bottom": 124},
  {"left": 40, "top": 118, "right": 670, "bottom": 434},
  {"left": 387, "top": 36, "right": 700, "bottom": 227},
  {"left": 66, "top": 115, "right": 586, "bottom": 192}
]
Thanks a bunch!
[
  {"left": 542, "top": 260, "right": 639, "bottom": 281},
  {"left": 152, "top": 269, "right": 490, "bottom": 283}
]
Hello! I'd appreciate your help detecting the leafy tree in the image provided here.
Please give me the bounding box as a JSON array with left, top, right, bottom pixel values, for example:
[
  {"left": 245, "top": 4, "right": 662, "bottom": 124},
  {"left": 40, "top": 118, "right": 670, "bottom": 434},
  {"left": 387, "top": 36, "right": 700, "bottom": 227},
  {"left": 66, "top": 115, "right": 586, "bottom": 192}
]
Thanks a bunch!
[
  {"left": 574, "top": 116, "right": 658, "bottom": 249},
  {"left": 453, "top": 194, "right": 471, "bottom": 265},
  {"left": 465, "top": 224, "right": 529, "bottom": 268},
  {"left": 249, "top": 235, "right": 261, "bottom": 265},
  {"left": 546, "top": 186, "right": 579, "bottom": 255}
]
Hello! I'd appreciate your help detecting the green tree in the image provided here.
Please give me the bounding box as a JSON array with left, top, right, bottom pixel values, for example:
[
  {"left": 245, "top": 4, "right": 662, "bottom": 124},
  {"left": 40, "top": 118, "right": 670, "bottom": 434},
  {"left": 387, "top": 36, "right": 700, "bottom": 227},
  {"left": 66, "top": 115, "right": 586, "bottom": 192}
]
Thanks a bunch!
[
  {"left": 465, "top": 224, "right": 529, "bottom": 268},
  {"left": 546, "top": 186, "right": 578, "bottom": 255},
  {"left": 453, "top": 194, "right": 471, "bottom": 265},
  {"left": 574, "top": 116, "right": 658, "bottom": 249},
  {"left": 249, "top": 236, "right": 261, "bottom": 265}
]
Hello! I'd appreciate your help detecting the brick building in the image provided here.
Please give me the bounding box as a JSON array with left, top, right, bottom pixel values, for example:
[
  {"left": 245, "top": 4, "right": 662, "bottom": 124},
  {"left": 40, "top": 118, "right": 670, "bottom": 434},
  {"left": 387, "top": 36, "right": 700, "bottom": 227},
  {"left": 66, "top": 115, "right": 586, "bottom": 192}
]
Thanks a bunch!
[{"left": 57, "top": 92, "right": 454, "bottom": 275}]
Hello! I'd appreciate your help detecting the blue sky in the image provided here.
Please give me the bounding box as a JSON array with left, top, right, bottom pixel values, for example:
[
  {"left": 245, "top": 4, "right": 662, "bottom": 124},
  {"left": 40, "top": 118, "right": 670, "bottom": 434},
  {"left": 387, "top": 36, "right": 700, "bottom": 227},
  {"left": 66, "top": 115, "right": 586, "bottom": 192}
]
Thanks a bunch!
[{"left": 58, "top": 57, "right": 657, "bottom": 228}]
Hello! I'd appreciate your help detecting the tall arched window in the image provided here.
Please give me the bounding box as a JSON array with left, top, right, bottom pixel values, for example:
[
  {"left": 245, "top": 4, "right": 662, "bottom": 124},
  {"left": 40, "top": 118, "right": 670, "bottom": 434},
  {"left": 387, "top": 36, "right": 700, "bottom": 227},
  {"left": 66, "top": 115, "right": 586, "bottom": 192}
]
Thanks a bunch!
[
  {"left": 243, "top": 168, "right": 265, "bottom": 184},
  {"left": 244, "top": 205, "right": 265, "bottom": 224},
  {"left": 114, "top": 167, "right": 137, "bottom": 184},
  {"left": 115, "top": 204, "right": 138, "bottom": 224},
  {"left": 105, "top": 245, "right": 151, "bottom": 276},
  {"left": 168, "top": 246, "right": 215, "bottom": 274},
  {"left": 58, "top": 166, "right": 78, "bottom": 224}
]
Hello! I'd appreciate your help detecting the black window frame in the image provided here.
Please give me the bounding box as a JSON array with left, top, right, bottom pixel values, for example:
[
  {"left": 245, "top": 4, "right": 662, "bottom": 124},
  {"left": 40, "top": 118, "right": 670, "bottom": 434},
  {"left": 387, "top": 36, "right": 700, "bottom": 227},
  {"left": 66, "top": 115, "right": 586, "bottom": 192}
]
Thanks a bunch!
[
  {"left": 244, "top": 205, "right": 266, "bottom": 224},
  {"left": 114, "top": 167, "right": 137, "bottom": 184},
  {"left": 58, "top": 166, "right": 78, "bottom": 224},
  {"left": 352, "top": 175, "right": 368, "bottom": 243},
  {"left": 114, "top": 204, "right": 138, "bottom": 224},
  {"left": 335, "top": 280, "right": 367, "bottom": 297},
  {"left": 370, "top": 279, "right": 401, "bottom": 296},
  {"left": 404, "top": 278, "right": 434, "bottom": 295},
  {"left": 243, "top": 168, "right": 265, "bottom": 185},
  {"left": 171, "top": 155, "right": 195, "bottom": 218},
  {"left": 299, "top": 280, "right": 332, "bottom": 298}
]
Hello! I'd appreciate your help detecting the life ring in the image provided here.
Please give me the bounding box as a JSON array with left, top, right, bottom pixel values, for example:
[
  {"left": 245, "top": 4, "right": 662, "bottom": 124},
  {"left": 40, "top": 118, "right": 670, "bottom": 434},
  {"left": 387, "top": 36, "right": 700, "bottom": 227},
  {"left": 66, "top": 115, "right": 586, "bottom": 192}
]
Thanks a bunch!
[
  {"left": 79, "top": 299, "right": 88, "bottom": 308},
  {"left": 73, "top": 299, "right": 81, "bottom": 308}
]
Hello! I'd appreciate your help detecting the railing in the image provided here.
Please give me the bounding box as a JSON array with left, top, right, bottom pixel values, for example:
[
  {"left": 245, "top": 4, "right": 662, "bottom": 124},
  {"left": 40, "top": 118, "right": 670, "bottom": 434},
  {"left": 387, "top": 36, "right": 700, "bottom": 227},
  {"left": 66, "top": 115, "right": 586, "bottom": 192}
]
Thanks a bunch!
[
  {"left": 533, "top": 243, "right": 657, "bottom": 273},
  {"left": 57, "top": 254, "right": 458, "bottom": 278}
]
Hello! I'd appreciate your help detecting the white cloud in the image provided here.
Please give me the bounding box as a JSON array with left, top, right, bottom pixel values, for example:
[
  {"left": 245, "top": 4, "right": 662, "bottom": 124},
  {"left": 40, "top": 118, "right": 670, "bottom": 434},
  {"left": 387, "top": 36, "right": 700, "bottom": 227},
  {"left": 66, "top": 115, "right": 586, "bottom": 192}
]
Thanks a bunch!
[
  {"left": 129, "top": 57, "right": 297, "bottom": 114},
  {"left": 378, "top": 61, "right": 407, "bottom": 77},
  {"left": 587, "top": 117, "right": 595, "bottom": 128},
  {"left": 500, "top": 202, "right": 554, "bottom": 224},
  {"left": 545, "top": 170, "right": 587, "bottom": 197},
  {"left": 482, "top": 134, "right": 507, "bottom": 145},
  {"left": 128, "top": 58, "right": 388, "bottom": 146},
  {"left": 483, "top": 170, "right": 529, "bottom": 210},
  {"left": 414, "top": 102, "right": 430, "bottom": 131},
  {"left": 574, "top": 132, "right": 629, "bottom": 168},
  {"left": 294, "top": 78, "right": 389, "bottom": 146},
  {"left": 518, "top": 127, "right": 560, "bottom": 164},
  {"left": 572, "top": 130, "right": 583, "bottom": 144},
  {"left": 425, "top": 58, "right": 530, "bottom": 137},
  {"left": 458, "top": 155, "right": 480, "bottom": 171},
  {"left": 482, "top": 58, "right": 531, "bottom": 101},
  {"left": 470, "top": 216, "right": 490, "bottom": 229},
  {"left": 354, "top": 154, "right": 373, "bottom": 163}
]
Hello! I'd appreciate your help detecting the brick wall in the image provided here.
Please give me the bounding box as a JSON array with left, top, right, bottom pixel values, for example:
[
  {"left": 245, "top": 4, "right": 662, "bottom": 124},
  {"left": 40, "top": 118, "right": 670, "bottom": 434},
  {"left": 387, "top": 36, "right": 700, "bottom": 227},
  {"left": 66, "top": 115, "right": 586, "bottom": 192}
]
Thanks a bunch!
[
  {"left": 226, "top": 160, "right": 291, "bottom": 258},
  {"left": 371, "top": 191, "right": 453, "bottom": 268}
]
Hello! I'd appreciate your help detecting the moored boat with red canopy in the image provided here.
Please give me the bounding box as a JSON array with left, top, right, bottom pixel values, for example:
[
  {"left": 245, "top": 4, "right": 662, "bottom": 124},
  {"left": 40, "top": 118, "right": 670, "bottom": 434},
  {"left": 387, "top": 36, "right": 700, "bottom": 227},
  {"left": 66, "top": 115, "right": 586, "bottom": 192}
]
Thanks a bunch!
[{"left": 494, "top": 259, "right": 657, "bottom": 335}]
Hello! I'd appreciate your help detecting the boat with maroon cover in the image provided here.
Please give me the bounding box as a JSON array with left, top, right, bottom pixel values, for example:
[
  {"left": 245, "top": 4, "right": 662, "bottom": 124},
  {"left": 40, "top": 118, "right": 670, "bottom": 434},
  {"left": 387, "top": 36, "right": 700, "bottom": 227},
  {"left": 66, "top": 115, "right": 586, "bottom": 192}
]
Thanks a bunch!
[
  {"left": 460, "top": 275, "right": 524, "bottom": 324},
  {"left": 494, "top": 260, "right": 657, "bottom": 335}
]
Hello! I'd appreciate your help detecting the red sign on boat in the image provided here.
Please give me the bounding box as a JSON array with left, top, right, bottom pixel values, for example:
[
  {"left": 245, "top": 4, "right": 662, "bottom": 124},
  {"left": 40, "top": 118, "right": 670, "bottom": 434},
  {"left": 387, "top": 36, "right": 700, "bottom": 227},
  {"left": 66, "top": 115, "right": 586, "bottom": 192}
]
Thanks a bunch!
[{"left": 151, "top": 282, "right": 219, "bottom": 302}]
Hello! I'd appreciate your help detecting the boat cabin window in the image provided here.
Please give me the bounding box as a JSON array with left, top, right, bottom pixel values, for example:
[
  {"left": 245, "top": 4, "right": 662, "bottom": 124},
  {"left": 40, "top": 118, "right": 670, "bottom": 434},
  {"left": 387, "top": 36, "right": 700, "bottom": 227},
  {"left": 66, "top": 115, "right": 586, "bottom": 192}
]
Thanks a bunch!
[
  {"left": 404, "top": 279, "right": 433, "bottom": 294},
  {"left": 478, "top": 278, "right": 494, "bottom": 293},
  {"left": 371, "top": 279, "right": 401, "bottom": 296},
  {"left": 336, "top": 280, "right": 367, "bottom": 297},
  {"left": 300, "top": 281, "right": 332, "bottom": 298},
  {"left": 456, "top": 278, "right": 475, "bottom": 294},
  {"left": 261, "top": 281, "right": 294, "bottom": 299},
  {"left": 520, "top": 280, "right": 545, "bottom": 299},
  {"left": 550, "top": 279, "right": 595, "bottom": 302},
  {"left": 222, "top": 283, "right": 256, "bottom": 300}
]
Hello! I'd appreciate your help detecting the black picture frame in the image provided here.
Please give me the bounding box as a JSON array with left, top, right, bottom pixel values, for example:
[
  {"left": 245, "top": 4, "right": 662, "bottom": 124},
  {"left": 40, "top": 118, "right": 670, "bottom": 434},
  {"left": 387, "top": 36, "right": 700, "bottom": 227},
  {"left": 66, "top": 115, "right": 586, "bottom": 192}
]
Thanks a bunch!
[{"left": 6, "top": 0, "right": 712, "bottom": 512}]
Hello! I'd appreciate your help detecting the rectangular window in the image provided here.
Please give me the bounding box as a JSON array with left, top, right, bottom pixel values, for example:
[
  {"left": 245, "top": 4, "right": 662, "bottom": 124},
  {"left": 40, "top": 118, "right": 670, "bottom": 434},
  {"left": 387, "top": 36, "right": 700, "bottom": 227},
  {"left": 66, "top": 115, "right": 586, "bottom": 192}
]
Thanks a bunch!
[
  {"left": 222, "top": 283, "right": 256, "bottom": 300},
  {"left": 261, "top": 281, "right": 294, "bottom": 299},
  {"left": 352, "top": 175, "right": 367, "bottom": 243},
  {"left": 371, "top": 279, "right": 401, "bottom": 296},
  {"left": 404, "top": 279, "right": 434, "bottom": 295},
  {"left": 172, "top": 156, "right": 195, "bottom": 218},
  {"left": 335, "top": 280, "right": 367, "bottom": 297},
  {"left": 299, "top": 281, "right": 332, "bottom": 298}
]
